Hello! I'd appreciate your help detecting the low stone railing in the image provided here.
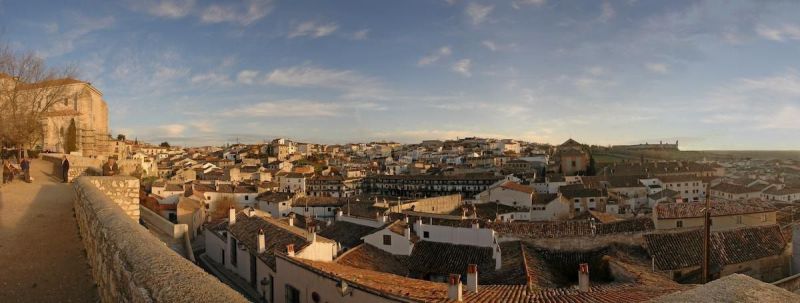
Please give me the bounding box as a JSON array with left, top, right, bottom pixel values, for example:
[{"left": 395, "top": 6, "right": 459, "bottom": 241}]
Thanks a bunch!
[
  {"left": 773, "top": 273, "right": 800, "bottom": 293},
  {"left": 42, "top": 153, "right": 102, "bottom": 182},
  {"left": 73, "top": 176, "right": 248, "bottom": 303}
]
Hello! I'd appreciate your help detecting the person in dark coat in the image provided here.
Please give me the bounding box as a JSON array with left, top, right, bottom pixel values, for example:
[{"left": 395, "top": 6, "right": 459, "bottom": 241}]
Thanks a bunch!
[
  {"left": 102, "top": 158, "right": 120, "bottom": 176},
  {"left": 20, "top": 157, "right": 30, "bottom": 182},
  {"left": 61, "top": 155, "right": 70, "bottom": 183}
]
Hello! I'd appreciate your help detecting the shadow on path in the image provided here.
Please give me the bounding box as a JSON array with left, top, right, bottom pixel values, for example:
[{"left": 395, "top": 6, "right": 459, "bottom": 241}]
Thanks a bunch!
[{"left": 0, "top": 159, "right": 98, "bottom": 303}]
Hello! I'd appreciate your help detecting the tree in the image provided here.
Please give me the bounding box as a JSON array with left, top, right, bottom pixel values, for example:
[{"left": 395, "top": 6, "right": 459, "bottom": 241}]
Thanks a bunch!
[
  {"left": 587, "top": 154, "right": 597, "bottom": 176},
  {"left": 159, "top": 141, "right": 170, "bottom": 148},
  {"left": 117, "top": 134, "right": 126, "bottom": 141},
  {"left": 64, "top": 118, "right": 78, "bottom": 154},
  {"left": 0, "top": 41, "right": 76, "bottom": 150}
]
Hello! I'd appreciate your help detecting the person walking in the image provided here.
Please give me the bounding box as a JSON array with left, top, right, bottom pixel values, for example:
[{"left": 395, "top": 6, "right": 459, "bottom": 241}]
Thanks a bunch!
[
  {"left": 20, "top": 157, "right": 31, "bottom": 183},
  {"left": 61, "top": 155, "right": 70, "bottom": 183},
  {"left": 3, "top": 159, "right": 15, "bottom": 184},
  {"left": 1, "top": 159, "right": 5, "bottom": 187}
]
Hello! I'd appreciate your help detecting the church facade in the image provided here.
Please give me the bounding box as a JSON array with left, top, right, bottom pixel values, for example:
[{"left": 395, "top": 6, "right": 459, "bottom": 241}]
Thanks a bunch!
[{"left": 36, "top": 78, "right": 110, "bottom": 156}]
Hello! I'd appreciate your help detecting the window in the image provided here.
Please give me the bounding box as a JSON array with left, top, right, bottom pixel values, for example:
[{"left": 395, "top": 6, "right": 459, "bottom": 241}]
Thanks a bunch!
[
  {"left": 383, "top": 235, "right": 392, "bottom": 245},
  {"left": 589, "top": 198, "right": 594, "bottom": 202},
  {"left": 571, "top": 161, "right": 576, "bottom": 167},
  {"left": 244, "top": 195, "right": 249, "bottom": 200},
  {"left": 206, "top": 196, "right": 211, "bottom": 200},
  {"left": 676, "top": 220, "right": 683, "bottom": 228},
  {"left": 423, "top": 231, "right": 430, "bottom": 238},
  {"left": 285, "top": 285, "right": 301, "bottom": 303}
]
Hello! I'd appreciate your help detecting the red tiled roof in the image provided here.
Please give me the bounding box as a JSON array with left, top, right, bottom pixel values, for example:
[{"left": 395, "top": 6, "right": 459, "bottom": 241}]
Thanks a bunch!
[
  {"left": 655, "top": 200, "right": 776, "bottom": 219},
  {"left": 643, "top": 225, "right": 786, "bottom": 271}
]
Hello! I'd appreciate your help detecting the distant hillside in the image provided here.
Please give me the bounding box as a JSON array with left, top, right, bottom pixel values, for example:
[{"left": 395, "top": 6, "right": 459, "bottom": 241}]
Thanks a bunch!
[{"left": 591, "top": 149, "right": 800, "bottom": 164}]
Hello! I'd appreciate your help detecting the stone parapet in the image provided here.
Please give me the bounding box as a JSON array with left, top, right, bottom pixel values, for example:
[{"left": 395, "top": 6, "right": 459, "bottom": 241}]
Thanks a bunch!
[
  {"left": 73, "top": 177, "right": 248, "bottom": 303},
  {"left": 42, "top": 153, "right": 102, "bottom": 182}
]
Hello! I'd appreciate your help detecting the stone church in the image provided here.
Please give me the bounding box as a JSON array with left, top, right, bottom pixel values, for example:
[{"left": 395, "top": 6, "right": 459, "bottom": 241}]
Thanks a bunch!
[
  {"left": 40, "top": 78, "right": 109, "bottom": 156},
  {"left": 13, "top": 77, "right": 111, "bottom": 156}
]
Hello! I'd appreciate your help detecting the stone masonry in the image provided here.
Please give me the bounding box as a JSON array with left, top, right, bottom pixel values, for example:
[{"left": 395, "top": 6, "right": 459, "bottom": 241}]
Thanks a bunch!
[
  {"left": 83, "top": 176, "right": 140, "bottom": 221},
  {"left": 73, "top": 177, "right": 248, "bottom": 303}
]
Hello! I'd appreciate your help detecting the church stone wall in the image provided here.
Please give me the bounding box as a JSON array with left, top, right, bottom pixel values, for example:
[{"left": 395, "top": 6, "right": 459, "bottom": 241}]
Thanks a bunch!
[{"left": 73, "top": 177, "right": 248, "bottom": 303}]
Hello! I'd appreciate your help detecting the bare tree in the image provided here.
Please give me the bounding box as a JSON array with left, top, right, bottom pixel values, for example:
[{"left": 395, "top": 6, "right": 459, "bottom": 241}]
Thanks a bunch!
[{"left": 0, "top": 41, "right": 76, "bottom": 150}]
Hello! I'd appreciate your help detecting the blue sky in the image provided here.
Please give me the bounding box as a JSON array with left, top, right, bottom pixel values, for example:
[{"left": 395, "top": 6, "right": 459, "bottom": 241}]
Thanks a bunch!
[{"left": 1, "top": 0, "right": 799, "bottom": 149}]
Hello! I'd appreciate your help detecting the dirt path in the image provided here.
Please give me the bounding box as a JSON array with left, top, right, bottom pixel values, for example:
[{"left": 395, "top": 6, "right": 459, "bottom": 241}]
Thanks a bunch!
[{"left": 0, "top": 159, "right": 98, "bottom": 302}]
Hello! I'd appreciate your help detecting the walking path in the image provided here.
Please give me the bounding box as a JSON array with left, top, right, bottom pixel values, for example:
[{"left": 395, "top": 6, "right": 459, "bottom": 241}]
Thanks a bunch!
[{"left": 0, "top": 159, "right": 98, "bottom": 302}]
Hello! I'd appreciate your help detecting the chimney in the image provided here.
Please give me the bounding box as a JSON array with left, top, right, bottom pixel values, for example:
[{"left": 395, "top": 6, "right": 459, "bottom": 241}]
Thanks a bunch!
[
  {"left": 404, "top": 215, "right": 409, "bottom": 223},
  {"left": 228, "top": 207, "right": 236, "bottom": 225},
  {"left": 404, "top": 226, "right": 411, "bottom": 240},
  {"left": 472, "top": 220, "right": 479, "bottom": 229},
  {"left": 466, "top": 264, "right": 478, "bottom": 293},
  {"left": 381, "top": 214, "right": 388, "bottom": 223},
  {"left": 288, "top": 213, "right": 295, "bottom": 226},
  {"left": 448, "top": 274, "right": 463, "bottom": 301},
  {"left": 578, "top": 263, "right": 590, "bottom": 292},
  {"left": 257, "top": 229, "right": 266, "bottom": 254},
  {"left": 308, "top": 231, "right": 317, "bottom": 243},
  {"left": 287, "top": 244, "right": 295, "bottom": 257}
]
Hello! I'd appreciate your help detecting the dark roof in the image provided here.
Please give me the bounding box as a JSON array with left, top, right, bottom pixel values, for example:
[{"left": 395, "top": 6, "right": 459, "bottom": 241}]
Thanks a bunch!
[
  {"left": 256, "top": 192, "right": 293, "bottom": 203},
  {"left": 711, "top": 183, "right": 761, "bottom": 194},
  {"left": 318, "top": 221, "right": 378, "bottom": 249},
  {"left": 334, "top": 243, "right": 409, "bottom": 276},
  {"left": 655, "top": 200, "right": 776, "bottom": 219},
  {"left": 406, "top": 241, "right": 494, "bottom": 278},
  {"left": 643, "top": 225, "right": 786, "bottom": 271},
  {"left": 560, "top": 186, "right": 603, "bottom": 199},
  {"left": 227, "top": 212, "right": 330, "bottom": 270}
]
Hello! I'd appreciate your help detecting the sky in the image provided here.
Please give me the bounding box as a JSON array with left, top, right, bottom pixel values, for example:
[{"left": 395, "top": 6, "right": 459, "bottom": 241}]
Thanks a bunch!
[{"left": 1, "top": 0, "right": 799, "bottom": 150}]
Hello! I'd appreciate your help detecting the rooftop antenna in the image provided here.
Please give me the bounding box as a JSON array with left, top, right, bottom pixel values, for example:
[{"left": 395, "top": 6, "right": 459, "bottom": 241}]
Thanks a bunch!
[{"left": 702, "top": 182, "right": 711, "bottom": 284}]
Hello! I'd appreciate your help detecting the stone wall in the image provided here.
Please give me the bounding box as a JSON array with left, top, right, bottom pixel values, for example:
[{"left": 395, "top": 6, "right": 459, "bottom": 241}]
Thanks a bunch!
[
  {"left": 81, "top": 176, "right": 140, "bottom": 221},
  {"left": 73, "top": 177, "right": 248, "bottom": 303},
  {"left": 42, "top": 153, "right": 102, "bottom": 182},
  {"left": 773, "top": 273, "right": 800, "bottom": 292}
]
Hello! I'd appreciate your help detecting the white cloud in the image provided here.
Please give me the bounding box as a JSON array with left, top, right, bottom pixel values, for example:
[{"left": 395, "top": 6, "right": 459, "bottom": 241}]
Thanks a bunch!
[
  {"left": 159, "top": 124, "right": 186, "bottom": 136},
  {"left": 188, "top": 120, "right": 215, "bottom": 133},
  {"left": 221, "top": 100, "right": 383, "bottom": 118},
  {"left": 482, "top": 40, "right": 497, "bottom": 51},
  {"left": 701, "top": 71, "right": 800, "bottom": 129},
  {"left": 417, "top": 46, "right": 452, "bottom": 66},
  {"left": 40, "top": 14, "right": 115, "bottom": 58},
  {"left": 756, "top": 24, "right": 800, "bottom": 41},
  {"left": 200, "top": 0, "right": 273, "bottom": 25},
  {"left": 452, "top": 59, "right": 472, "bottom": 77},
  {"left": 352, "top": 29, "right": 370, "bottom": 40},
  {"left": 586, "top": 66, "right": 606, "bottom": 76},
  {"left": 644, "top": 63, "right": 669, "bottom": 74},
  {"left": 236, "top": 70, "right": 260, "bottom": 84},
  {"left": 263, "top": 65, "right": 386, "bottom": 99},
  {"left": 512, "top": 0, "right": 546, "bottom": 10},
  {"left": 139, "top": 0, "right": 196, "bottom": 18},
  {"left": 190, "top": 72, "right": 232, "bottom": 85},
  {"left": 466, "top": 3, "right": 493, "bottom": 25},
  {"left": 599, "top": 2, "right": 615, "bottom": 23},
  {"left": 288, "top": 21, "right": 339, "bottom": 38}
]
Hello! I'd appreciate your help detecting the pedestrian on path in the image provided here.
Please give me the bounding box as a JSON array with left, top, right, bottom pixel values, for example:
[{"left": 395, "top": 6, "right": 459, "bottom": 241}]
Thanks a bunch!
[
  {"left": 61, "top": 155, "right": 70, "bottom": 183},
  {"left": 21, "top": 157, "right": 31, "bottom": 183},
  {"left": 1, "top": 159, "right": 7, "bottom": 186},
  {"left": 3, "top": 159, "right": 16, "bottom": 184}
]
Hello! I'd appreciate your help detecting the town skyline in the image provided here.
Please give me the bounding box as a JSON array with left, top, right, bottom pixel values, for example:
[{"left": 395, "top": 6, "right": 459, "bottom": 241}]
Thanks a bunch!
[{"left": 2, "top": 0, "right": 800, "bottom": 150}]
